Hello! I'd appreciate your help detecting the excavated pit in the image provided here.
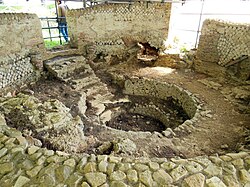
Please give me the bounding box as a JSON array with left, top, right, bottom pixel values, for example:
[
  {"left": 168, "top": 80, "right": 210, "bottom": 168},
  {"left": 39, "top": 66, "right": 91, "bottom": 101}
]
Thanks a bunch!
[
  {"left": 1, "top": 53, "right": 249, "bottom": 159},
  {"left": 0, "top": 53, "right": 200, "bottom": 158},
  {"left": 106, "top": 95, "right": 189, "bottom": 132}
]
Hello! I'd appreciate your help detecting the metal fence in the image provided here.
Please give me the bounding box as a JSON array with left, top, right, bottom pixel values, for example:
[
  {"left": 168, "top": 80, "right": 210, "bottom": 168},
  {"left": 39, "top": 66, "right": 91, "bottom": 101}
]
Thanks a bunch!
[{"left": 40, "top": 17, "right": 66, "bottom": 45}]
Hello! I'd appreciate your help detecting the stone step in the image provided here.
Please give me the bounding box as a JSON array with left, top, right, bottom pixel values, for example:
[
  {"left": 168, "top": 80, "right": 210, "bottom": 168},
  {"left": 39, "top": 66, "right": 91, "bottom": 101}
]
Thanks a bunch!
[
  {"left": 70, "top": 76, "right": 101, "bottom": 91},
  {"left": 44, "top": 55, "right": 91, "bottom": 81},
  {"left": 86, "top": 84, "right": 111, "bottom": 97}
]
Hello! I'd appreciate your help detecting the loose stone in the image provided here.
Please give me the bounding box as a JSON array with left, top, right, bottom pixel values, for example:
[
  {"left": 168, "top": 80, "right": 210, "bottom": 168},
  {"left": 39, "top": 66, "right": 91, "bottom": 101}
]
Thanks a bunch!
[
  {"left": 55, "top": 165, "right": 73, "bottom": 183},
  {"left": 37, "top": 174, "right": 56, "bottom": 186},
  {"left": 222, "top": 163, "right": 237, "bottom": 176},
  {"left": 191, "top": 157, "right": 212, "bottom": 167},
  {"left": 227, "top": 152, "right": 249, "bottom": 160},
  {"left": 0, "top": 147, "right": 8, "bottom": 158},
  {"left": 81, "top": 182, "right": 90, "bottom": 187},
  {"left": 203, "top": 164, "right": 222, "bottom": 176},
  {"left": 78, "top": 157, "right": 88, "bottom": 172},
  {"left": 127, "top": 169, "right": 138, "bottom": 183},
  {"left": 220, "top": 155, "right": 232, "bottom": 162},
  {"left": 14, "top": 175, "right": 30, "bottom": 187},
  {"left": 170, "top": 165, "right": 188, "bottom": 182},
  {"left": 64, "top": 158, "right": 76, "bottom": 168},
  {"left": 98, "top": 160, "right": 108, "bottom": 173},
  {"left": 134, "top": 163, "right": 149, "bottom": 171},
  {"left": 206, "top": 176, "right": 227, "bottom": 187},
  {"left": 66, "top": 173, "right": 83, "bottom": 187},
  {"left": 26, "top": 165, "right": 43, "bottom": 178},
  {"left": 16, "top": 136, "right": 28, "bottom": 148},
  {"left": 47, "top": 155, "right": 65, "bottom": 163},
  {"left": 223, "top": 175, "right": 240, "bottom": 187},
  {"left": 139, "top": 170, "right": 154, "bottom": 187},
  {"left": 185, "top": 161, "right": 203, "bottom": 173},
  {"left": 30, "top": 152, "right": 43, "bottom": 160},
  {"left": 232, "top": 158, "right": 244, "bottom": 169},
  {"left": 97, "top": 155, "right": 108, "bottom": 162},
  {"left": 110, "top": 181, "right": 127, "bottom": 187},
  {"left": 85, "top": 172, "right": 107, "bottom": 187},
  {"left": 18, "top": 159, "right": 34, "bottom": 170},
  {"left": 117, "top": 163, "right": 132, "bottom": 172},
  {"left": 148, "top": 162, "right": 160, "bottom": 171},
  {"left": 37, "top": 155, "right": 46, "bottom": 165},
  {"left": 83, "top": 162, "right": 97, "bottom": 173},
  {"left": 5, "top": 137, "right": 16, "bottom": 144},
  {"left": 44, "top": 149, "right": 54, "bottom": 156},
  {"left": 109, "top": 156, "right": 122, "bottom": 163},
  {"left": 161, "top": 161, "right": 176, "bottom": 171},
  {"left": 153, "top": 169, "right": 173, "bottom": 185},
  {"left": 110, "top": 170, "right": 126, "bottom": 181},
  {"left": 239, "top": 169, "right": 250, "bottom": 183},
  {"left": 89, "top": 154, "right": 96, "bottom": 162},
  {"left": 27, "top": 145, "right": 40, "bottom": 155},
  {"left": 100, "top": 183, "right": 109, "bottom": 187},
  {"left": 182, "top": 173, "right": 205, "bottom": 187},
  {"left": 209, "top": 156, "right": 223, "bottom": 165},
  {"left": 107, "top": 163, "right": 116, "bottom": 175},
  {"left": 0, "top": 162, "right": 14, "bottom": 175},
  {"left": 56, "top": 151, "right": 70, "bottom": 156}
]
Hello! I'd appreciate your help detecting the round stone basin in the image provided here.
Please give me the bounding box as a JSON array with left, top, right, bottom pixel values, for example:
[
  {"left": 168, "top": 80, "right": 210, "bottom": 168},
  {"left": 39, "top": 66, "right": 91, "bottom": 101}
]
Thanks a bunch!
[{"left": 105, "top": 76, "right": 200, "bottom": 134}]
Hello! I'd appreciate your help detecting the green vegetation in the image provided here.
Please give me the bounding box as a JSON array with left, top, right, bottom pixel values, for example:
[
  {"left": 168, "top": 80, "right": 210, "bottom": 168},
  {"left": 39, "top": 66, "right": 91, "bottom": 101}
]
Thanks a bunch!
[
  {"left": 46, "top": 4, "right": 55, "bottom": 10},
  {"left": 0, "top": 6, "right": 23, "bottom": 12},
  {"left": 44, "top": 40, "right": 63, "bottom": 49}
]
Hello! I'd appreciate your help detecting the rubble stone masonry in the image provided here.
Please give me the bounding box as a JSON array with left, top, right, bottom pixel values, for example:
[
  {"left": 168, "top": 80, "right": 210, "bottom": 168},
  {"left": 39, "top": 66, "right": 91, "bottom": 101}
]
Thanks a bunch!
[
  {"left": 67, "top": 2, "right": 172, "bottom": 56},
  {"left": 196, "top": 19, "right": 250, "bottom": 80},
  {"left": 0, "top": 13, "right": 45, "bottom": 91}
]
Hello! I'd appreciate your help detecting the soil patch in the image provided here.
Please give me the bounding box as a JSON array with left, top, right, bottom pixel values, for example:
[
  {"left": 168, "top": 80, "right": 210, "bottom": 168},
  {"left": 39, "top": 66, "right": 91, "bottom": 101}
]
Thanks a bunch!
[{"left": 107, "top": 112, "right": 166, "bottom": 132}]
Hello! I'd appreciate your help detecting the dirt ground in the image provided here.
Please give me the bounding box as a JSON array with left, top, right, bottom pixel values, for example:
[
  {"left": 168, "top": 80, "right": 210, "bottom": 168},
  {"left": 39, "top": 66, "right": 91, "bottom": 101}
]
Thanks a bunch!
[{"left": 14, "top": 53, "right": 250, "bottom": 158}]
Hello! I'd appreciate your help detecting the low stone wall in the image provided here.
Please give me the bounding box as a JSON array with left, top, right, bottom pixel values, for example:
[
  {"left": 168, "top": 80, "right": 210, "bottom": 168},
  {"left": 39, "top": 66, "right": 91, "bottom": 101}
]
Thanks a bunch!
[
  {"left": 0, "top": 13, "right": 45, "bottom": 92},
  {"left": 122, "top": 77, "right": 201, "bottom": 134},
  {"left": 196, "top": 19, "right": 250, "bottom": 81},
  {"left": 124, "top": 77, "right": 199, "bottom": 119},
  {"left": 67, "top": 2, "right": 171, "bottom": 57},
  {"left": 0, "top": 115, "right": 249, "bottom": 186}
]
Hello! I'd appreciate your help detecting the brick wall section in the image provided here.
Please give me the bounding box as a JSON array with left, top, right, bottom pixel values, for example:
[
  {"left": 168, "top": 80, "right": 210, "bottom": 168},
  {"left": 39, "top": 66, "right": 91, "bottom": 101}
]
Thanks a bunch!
[
  {"left": 67, "top": 2, "right": 172, "bottom": 56},
  {"left": 197, "top": 19, "right": 250, "bottom": 66},
  {"left": 0, "top": 13, "right": 45, "bottom": 92}
]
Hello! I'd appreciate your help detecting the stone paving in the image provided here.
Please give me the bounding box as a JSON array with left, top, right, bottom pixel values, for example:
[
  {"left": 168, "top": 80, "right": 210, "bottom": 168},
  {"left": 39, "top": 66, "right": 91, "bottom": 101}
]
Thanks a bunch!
[{"left": 0, "top": 116, "right": 250, "bottom": 187}]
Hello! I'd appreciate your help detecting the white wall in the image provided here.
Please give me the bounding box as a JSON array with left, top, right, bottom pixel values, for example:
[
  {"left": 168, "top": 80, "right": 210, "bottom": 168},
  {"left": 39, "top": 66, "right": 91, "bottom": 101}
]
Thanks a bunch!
[{"left": 167, "top": 0, "right": 250, "bottom": 51}]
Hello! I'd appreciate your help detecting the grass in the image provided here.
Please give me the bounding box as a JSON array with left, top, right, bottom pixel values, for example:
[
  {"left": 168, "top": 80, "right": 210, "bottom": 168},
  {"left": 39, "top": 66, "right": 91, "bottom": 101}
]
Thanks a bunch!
[
  {"left": 46, "top": 4, "right": 55, "bottom": 10},
  {"left": 0, "top": 6, "right": 23, "bottom": 11},
  {"left": 44, "top": 40, "right": 64, "bottom": 49}
]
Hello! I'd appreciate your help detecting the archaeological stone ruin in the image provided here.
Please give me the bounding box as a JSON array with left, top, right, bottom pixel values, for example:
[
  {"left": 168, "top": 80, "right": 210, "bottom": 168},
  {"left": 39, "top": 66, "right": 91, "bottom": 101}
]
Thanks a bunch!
[{"left": 0, "top": 2, "right": 250, "bottom": 187}]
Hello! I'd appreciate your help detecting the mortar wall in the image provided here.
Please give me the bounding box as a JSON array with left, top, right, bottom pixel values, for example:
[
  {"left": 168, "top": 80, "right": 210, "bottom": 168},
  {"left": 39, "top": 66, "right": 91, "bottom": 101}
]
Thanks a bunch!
[
  {"left": 67, "top": 2, "right": 172, "bottom": 56},
  {"left": 196, "top": 19, "right": 250, "bottom": 80},
  {"left": 197, "top": 19, "right": 250, "bottom": 66},
  {"left": 0, "top": 13, "right": 45, "bottom": 92}
]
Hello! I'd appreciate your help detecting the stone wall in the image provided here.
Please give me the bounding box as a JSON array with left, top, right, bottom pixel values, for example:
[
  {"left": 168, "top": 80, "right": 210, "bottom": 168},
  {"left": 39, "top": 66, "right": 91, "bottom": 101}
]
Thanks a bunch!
[
  {"left": 196, "top": 19, "right": 250, "bottom": 81},
  {"left": 124, "top": 77, "right": 199, "bottom": 119},
  {"left": 0, "top": 13, "right": 45, "bottom": 92},
  {"left": 67, "top": 2, "right": 171, "bottom": 57},
  {"left": 0, "top": 114, "right": 250, "bottom": 186}
]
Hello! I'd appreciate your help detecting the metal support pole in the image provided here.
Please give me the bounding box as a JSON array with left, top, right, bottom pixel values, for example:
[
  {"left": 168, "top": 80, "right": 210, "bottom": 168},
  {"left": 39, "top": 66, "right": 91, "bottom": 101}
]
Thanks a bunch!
[
  {"left": 47, "top": 18, "right": 52, "bottom": 41},
  {"left": 83, "top": 0, "right": 86, "bottom": 8},
  {"left": 195, "top": 0, "right": 205, "bottom": 48}
]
